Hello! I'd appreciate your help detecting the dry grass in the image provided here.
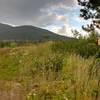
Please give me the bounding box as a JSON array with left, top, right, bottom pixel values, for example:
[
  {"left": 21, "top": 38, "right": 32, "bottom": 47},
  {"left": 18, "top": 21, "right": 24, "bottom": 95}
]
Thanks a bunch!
[{"left": 0, "top": 41, "right": 99, "bottom": 100}]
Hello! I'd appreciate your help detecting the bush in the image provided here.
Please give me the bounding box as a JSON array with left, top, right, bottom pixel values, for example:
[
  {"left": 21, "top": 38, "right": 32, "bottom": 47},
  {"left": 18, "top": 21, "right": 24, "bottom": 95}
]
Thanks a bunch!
[{"left": 51, "top": 39, "right": 99, "bottom": 58}]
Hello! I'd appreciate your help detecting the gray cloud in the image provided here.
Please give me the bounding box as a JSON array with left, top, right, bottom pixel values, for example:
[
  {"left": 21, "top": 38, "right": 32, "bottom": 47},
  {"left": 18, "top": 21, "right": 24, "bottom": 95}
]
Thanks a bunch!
[{"left": 0, "top": 0, "right": 77, "bottom": 26}]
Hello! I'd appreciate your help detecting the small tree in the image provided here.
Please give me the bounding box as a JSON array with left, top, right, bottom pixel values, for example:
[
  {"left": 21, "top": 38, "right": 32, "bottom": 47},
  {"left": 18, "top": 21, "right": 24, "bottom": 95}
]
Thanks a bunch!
[
  {"left": 72, "top": 29, "right": 82, "bottom": 39},
  {"left": 87, "top": 31, "right": 99, "bottom": 44},
  {"left": 78, "top": 0, "right": 100, "bottom": 31}
]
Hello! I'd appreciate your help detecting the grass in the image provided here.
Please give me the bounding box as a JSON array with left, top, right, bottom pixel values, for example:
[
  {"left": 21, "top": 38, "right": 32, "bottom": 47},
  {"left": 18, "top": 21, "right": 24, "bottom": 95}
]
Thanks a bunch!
[{"left": 0, "top": 41, "right": 99, "bottom": 100}]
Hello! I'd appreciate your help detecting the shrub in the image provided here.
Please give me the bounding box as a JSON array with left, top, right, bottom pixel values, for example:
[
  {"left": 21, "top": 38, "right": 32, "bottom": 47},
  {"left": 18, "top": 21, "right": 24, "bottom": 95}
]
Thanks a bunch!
[{"left": 51, "top": 39, "right": 99, "bottom": 58}]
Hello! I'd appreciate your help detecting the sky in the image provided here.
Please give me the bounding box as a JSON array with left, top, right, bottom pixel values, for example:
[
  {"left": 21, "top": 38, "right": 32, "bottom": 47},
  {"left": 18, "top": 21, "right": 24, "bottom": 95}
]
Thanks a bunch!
[{"left": 0, "top": 0, "right": 91, "bottom": 37}]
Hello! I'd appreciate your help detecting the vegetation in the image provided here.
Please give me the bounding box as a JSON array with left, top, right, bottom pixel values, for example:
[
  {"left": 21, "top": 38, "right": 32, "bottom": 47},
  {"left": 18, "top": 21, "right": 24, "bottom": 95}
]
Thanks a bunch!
[
  {"left": 0, "top": 33, "right": 100, "bottom": 100},
  {"left": 0, "top": 1, "right": 100, "bottom": 100},
  {"left": 78, "top": 0, "right": 100, "bottom": 31},
  {"left": 0, "top": 23, "right": 69, "bottom": 41}
]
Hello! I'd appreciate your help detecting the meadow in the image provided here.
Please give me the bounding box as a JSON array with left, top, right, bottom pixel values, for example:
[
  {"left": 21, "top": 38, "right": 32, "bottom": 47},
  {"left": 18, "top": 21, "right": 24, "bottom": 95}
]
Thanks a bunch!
[{"left": 0, "top": 39, "right": 100, "bottom": 100}]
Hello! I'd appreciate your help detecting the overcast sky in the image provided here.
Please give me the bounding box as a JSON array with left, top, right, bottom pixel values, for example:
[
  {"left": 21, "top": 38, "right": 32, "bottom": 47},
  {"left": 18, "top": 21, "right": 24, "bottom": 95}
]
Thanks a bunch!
[{"left": 0, "top": 0, "right": 90, "bottom": 36}]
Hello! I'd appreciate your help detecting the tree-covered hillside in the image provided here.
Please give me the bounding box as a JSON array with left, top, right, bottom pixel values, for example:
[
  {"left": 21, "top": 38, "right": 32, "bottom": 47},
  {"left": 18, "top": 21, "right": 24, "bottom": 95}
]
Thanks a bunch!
[{"left": 0, "top": 23, "right": 70, "bottom": 41}]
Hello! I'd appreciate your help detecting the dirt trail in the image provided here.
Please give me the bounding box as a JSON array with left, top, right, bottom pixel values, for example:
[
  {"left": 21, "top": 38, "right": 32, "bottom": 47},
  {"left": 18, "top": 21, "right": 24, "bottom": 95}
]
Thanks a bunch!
[{"left": 0, "top": 81, "right": 26, "bottom": 100}]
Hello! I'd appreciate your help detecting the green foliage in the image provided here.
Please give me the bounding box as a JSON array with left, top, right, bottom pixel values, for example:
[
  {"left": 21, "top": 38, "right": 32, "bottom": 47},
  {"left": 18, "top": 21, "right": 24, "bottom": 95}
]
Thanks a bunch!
[
  {"left": 78, "top": 0, "right": 100, "bottom": 31},
  {"left": 33, "top": 53, "right": 64, "bottom": 73},
  {"left": 51, "top": 39, "right": 99, "bottom": 58},
  {"left": 0, "top": 40, "right": 100, "bottom": 100},
  {"left": 87, "top": 31, "right": 98, "bottom": 43},
  {"left": 72, "top": 29, "right": 82, "bottom": 39}
]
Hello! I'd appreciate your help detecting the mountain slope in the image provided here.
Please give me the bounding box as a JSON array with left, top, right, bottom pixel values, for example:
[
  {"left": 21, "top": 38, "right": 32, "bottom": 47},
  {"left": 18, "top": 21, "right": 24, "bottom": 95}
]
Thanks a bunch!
[{"left": 0, "top": 23, "right": 70, "bottom": 41}]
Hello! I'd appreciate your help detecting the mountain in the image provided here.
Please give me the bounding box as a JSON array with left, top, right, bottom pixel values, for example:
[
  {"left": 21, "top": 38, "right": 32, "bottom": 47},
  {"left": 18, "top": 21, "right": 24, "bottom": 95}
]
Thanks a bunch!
[{"left": 0, "top": 23, "right": 71, "bottom": 41}]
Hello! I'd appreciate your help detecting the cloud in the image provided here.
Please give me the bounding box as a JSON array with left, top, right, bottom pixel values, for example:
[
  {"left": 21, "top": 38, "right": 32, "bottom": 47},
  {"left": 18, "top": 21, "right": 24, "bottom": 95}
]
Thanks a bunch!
[
  {"left": 50, "top": 25, "right": 73, "bottom": 37},
  {"left": 0, "top": 0, "right": 88, "bottom": 37},
  {"left": 49, "top": 24, "right": 88, "bottom": 37},
  {"left": 56, "top": 15, "right": 67, "bottom": 22},
  {"left": 36, "top": 12, "right": 68, "bottom": 27},
  {"left": 0, "top": 0, "right": 77, "bottom": 26},
  {"left": 57, "top": 25, "right": 70, "bottom": 35}
]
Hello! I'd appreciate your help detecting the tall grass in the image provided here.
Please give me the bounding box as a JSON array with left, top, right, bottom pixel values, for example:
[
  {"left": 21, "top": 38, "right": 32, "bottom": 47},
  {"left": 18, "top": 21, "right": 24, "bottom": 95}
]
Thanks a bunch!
[{"left": 0, "top": 41, "right": 99, "bottom": 100}]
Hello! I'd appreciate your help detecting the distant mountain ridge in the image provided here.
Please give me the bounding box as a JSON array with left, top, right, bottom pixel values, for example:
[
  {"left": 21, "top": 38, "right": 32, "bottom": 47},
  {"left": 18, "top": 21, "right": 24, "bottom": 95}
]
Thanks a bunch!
[{"left": 0, "top": 23, "right": 71, "bottom": 41}]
